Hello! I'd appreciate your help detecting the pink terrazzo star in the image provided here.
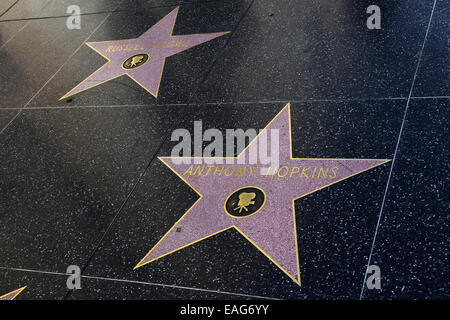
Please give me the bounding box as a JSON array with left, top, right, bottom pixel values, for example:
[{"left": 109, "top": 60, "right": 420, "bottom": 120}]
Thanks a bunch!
[
  {"left": 135, "top": 103, "right": 390, "bottom": 284},
  {"left": 60, "top": 7, "right": 228, "bottom": 99},
  {"left": 0, "top": 286, "right": 26, "bottom": 300}
]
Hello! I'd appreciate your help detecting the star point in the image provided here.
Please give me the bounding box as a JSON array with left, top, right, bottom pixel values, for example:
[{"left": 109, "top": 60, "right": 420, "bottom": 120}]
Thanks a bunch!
[{"left": 0, "top": 286, "right": 26, "bottom": 300}]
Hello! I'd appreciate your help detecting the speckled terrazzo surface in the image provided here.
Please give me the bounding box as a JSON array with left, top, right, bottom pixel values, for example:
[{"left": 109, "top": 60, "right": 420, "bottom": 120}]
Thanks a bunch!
[{"left": 0, "top": 0, "right": 448, "bottom": 300}]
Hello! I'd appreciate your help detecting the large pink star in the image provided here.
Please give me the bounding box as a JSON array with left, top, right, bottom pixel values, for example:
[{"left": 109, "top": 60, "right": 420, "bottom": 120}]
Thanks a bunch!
[
  {"left": 60, "top": 7, "right": 229, "bottom": 99},
  {"left": 134, "top": 103, "right": 390, "bottom": 284},
  {"left": 0, "top": 286, "right": 26, "bottom": 300}
]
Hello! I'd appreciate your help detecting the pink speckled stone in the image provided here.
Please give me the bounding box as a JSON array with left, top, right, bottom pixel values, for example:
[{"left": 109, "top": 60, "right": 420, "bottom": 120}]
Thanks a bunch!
[
  {"left": 61, "top": 7, "right": 228, "bottom": 99},
  {"left": 0, "top": 287, "right": 25, "bottom": 300},
  {"left": 137, "top": 104, "right": 389, "bottom": 284}
]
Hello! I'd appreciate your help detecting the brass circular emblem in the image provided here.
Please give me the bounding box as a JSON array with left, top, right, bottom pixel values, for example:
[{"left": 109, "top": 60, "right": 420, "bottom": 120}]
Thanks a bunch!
[
  {"left": 224, "top": 186, "right": 266, "bottom": 218},
  {"left": 122, "top": 53, "right": 149, "bottom": 69}
]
